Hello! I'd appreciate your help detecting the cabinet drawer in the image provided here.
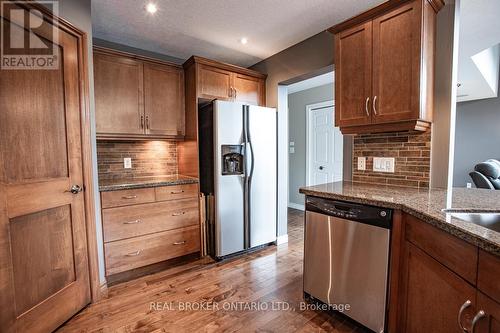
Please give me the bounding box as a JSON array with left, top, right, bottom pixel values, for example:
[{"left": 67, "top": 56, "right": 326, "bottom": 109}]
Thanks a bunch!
[
  {"left": 105, "top": 226, "right": 200, "bottom": 275},
  {"left": 101, "top": 188, "right": 155, "bottom": 208},
  {"left": 102, "top": 198, "right": 199, "bottom": 242},
  {"left": 404, "top": 214, "right": 478, "bottom": 284},
  {"left": 478, "top": 250, "right": 500, "bottom": 303},
  {"left": 155, "top": 184, "right": 198, "bottom": 202}
]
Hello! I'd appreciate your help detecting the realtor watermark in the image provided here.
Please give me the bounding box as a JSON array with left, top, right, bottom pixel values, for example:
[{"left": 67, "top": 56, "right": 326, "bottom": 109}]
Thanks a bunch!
[
  {"left": 1, "top": 0, "right": 59, "bottom": 70},
  {"left": 150, "top": 301, "right": 351, "bottom": 313}
]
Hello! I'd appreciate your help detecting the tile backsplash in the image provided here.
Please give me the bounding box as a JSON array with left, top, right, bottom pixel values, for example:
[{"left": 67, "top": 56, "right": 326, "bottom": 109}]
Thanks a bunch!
[
  {"left": 352, "top": 130, "right": 431, "bottom": 188},
  {"left": 97, "top": 141, "right": 178, "bottom": 180}
]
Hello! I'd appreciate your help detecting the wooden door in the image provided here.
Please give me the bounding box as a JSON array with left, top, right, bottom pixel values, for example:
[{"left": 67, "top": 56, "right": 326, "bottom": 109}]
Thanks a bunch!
[
  {"left": 198, "top": 64, "right": 232, "bottom": 100},
  {"left": 232, "top": 73, "right": 263, "bottom": 106},
  {"left": 334, "top": 21, "right": 372, "bottom": 127},
  {"left": 144, "top": 63, "right": 185, "bottom": 137},
  {"left": 0, "top": 8, "right": 90, "bottom": 332},
  {"left": 94, "top": 52, "right": 144, "bottom": 135},
  {"left": 475, "top": 292, "right": 500, "bottom": 333},
  {"left": 399, "top": 242, "right": 476, "bottom": 333},
  {"left": 372, "top": 1, "right": 421, "bottom": 124}
]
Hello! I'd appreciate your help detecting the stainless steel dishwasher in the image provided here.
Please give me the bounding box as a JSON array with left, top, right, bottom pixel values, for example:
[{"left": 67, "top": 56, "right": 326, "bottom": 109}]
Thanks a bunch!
[{"left": 303, "top": 196, "right": 392, "bottom": 333}]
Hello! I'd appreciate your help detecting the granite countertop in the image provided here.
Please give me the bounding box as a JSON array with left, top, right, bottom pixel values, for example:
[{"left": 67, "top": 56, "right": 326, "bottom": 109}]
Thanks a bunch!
[
  {"left": 299, "top": 181, "right": 500, "bottom": 256},
  {"left": 99, "top": 175, "right": 199, "bottom": 192}
]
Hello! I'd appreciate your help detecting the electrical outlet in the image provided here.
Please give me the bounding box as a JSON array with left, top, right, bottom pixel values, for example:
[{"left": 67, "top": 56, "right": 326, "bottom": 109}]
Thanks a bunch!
[
  {"left": 289, "top": 147, "right": 295, "bottom": 154},
  {"left": 123, "top": 157, "right": 132, "bottom": 169},
  {"left": 466, "top": 182, "right": 472, "bottom": 189},
  {"left": 373, "top": 157, "right": 395, "bottom": 173},
  {"left": 358, "top": 157, "right": 366, "bottom": 171}
]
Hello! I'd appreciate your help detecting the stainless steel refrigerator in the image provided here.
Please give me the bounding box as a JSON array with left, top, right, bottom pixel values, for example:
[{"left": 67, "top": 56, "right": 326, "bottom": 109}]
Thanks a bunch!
[{"left": 199, "top": 100, "right": 277, "bottom": 259}]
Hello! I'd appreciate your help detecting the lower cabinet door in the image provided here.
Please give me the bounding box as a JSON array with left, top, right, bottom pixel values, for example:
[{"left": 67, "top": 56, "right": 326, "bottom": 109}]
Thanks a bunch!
[
  {"left": 105, "top": 226, "right": 200, "bottom": 275},
  {"left": 475, "top": 292, "right": 500, "bottom": 333},
  {"left": 400, "top": 242, "right": 477, "bottom": 333}
]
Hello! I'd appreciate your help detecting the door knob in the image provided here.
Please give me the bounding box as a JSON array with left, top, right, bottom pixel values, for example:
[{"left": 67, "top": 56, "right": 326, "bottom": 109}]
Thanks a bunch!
[
  {"left": 69, "top": 185, "right": 83, "bottom": 194},
  {"left": 319, "top": 166, "right": 324, "bottom": 170}
]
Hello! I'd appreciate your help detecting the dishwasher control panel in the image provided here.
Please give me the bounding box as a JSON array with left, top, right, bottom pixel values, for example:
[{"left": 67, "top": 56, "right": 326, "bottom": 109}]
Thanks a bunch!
[{"left": 305, "top": 196, "right": 392, "bottom": 229}]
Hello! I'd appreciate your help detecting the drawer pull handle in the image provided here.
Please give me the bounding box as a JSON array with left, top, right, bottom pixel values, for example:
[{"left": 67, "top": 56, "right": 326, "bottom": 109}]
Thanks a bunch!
[
  {"left": 173, "top": 241, "right": 186, "bottom": 245},
  {"left": 458, "top": 300, "right": 472, "bottom": 332},
  {"left": 126, "top": 250, "right": 142, "bottom": 257},
  {"left": 471, "top": 310, "right": 486, "bottom": 333},
  {"left": 172, "top": 212, "right": 186, "bottom": 217},
  {"left": 170, "top": 190, "right": 185, "bottom": 194},
  {"left": 123, "top": 219, "right": 142, "bottom": 225},
  {"left": 122, "top": 195, "right": 138, "bottom": 199}
]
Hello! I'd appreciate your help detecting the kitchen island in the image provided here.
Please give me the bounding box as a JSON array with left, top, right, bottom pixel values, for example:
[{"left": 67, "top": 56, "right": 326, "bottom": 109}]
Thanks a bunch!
[{"left": 300, "top": 181, "right": 500, "bottom": 333}]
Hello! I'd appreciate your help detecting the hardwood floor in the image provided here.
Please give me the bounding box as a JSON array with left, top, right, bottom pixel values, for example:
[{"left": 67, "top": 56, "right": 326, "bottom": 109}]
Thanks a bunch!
[{"left": 59, "top": 208, "right": 368, "bottom": 332}]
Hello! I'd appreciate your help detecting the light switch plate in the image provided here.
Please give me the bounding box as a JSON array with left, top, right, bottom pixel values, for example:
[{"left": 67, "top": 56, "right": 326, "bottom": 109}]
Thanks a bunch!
[
  {"left": 124, "top": 157, "right": 132, "bottom": 169},
  {"left": 373, "top": 157, "right": 395, "bottom": 173},
  {"left": 289, "top": 141, "right": 295, "bottom": 146},
  {"left": 358, "top": 157, "right": 366, "bottom": 171}
]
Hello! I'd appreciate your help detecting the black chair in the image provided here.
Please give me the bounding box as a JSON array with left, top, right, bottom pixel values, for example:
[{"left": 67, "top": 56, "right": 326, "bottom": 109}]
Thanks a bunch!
[{"left": 469, "top": 159, "right": 500, "bottom": 190}]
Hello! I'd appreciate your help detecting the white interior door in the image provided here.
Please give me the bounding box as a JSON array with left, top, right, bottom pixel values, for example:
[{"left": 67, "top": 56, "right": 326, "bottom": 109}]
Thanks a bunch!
[{"left": 307, "top": 102, "right": 343, "bottom": 186}]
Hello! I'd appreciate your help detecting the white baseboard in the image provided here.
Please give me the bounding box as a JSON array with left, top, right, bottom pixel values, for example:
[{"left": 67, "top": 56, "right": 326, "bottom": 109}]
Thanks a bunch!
[
  {"left": 276, "top": 234, "right": 288, "bottom": 245},
  {"left": 288, "top": 202, "right": 305, "bottom": 211}
]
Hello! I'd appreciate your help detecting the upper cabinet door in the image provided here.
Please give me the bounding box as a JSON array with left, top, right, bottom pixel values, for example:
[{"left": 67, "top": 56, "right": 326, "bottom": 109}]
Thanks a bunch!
[
  {"left": 335, "top": 21, "right": 373, "bottom": 127},
  {"left": 233, "top": 74, "right": 264, "bottom": 106},
  {"left": 198, "top": 65, "right": 232, "bottom": 100},
  {"left": 144, "top": 64, "right": 185, "bottom": 137},
  {"left": 372, "top": 1, "right": 421, "bottom": 123},
  {"left": 94, "top": 53, "right": 144, "bottom": 135}
]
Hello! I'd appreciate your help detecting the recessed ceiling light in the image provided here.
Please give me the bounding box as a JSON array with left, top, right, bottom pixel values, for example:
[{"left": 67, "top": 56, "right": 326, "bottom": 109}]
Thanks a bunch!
[
  {"left": 145, "top": 3, "right": 158, "bottom": 14},
  {"left": 240, "top": 37, "right": 248, "bottom": 45}
]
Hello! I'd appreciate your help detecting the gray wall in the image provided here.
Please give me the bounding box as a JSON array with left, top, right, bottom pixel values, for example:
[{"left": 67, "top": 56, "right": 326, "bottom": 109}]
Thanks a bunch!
[
  {"left": 453, "top": 75, "right": 500, "bottom": 187},
  {"left": 251, "top": 31, "right": 334, "bottom": 107},
  {"left": 288, "top": 84, "right": 333, "bottom": 206},
  {"left": 40, "top": 0, "right": 105, "bottom": 284}
]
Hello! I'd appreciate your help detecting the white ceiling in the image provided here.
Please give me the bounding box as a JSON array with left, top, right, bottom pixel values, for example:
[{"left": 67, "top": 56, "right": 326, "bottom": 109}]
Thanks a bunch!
[
  {"left": 91, "top": 0, "right": 385, "bottom": 67},
  {"left": 457, "top": 0, "right": 500, "bottom": 102},
  {"left": 287, "top": 72, "right": 334, "bottom": 94}
]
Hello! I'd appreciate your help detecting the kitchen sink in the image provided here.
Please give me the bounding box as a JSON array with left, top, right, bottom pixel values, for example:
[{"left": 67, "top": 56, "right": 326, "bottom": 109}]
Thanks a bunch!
[{"left": 448, "top": 212, "right": 500, "bottom": 233}]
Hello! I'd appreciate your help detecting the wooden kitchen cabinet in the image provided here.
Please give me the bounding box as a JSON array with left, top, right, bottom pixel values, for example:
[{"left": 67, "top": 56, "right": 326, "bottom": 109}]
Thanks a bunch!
[
  {"left": 94, "top": 47, "right": 185, "bottom": 140},
  {"left": 198, "top": 64, "right": 233, "bottom": 100},
  {"left": 396, "top": 213, "right": 500, "bottom": 333},
  {"left": 399, "top": 242, "right": 477, "bottom": 333},
  {"left": 232, "top": 73, "right": 265, "bottom": 106},
  {"left": 330, "top": 0, "right": 443, "bottom": 134},
  {"left": 476, "top": 292, "right": 500, "bottom": 333},
  {"left": 335, "top": 21, "right": 372, "bottom": 127},
  {"left": 144, "top": 63, "right": 185, "bottom": 137},
  {"left": 94, "top": 52, "right": 144, "bottom": 135},
  {"left": 100, "top": 184, "right": 200, "bottom": 278},
  {"left": 184, "top": 56, "right": 266, "bottom": 106}
]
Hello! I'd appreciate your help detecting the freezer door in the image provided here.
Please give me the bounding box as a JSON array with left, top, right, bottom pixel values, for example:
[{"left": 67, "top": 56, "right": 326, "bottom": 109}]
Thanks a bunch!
[
  {"left": 214, "top": 101, "right": 245, "bottom": 257},
  {"left": 247, "top": 105, "right": 277, "bottom": 247}
]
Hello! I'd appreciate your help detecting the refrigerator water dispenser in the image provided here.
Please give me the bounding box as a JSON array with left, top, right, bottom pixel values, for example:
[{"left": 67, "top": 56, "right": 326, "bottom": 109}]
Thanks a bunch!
[{"left": 221, "top": 145, "right": 244, "bottom": 175}]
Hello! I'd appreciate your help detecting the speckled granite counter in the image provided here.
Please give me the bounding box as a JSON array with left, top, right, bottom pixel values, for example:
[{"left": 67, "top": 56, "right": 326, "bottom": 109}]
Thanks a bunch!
[
  {"left": 99, "top": 175, "right": 198, "bottom": 192},
  {"left": 299, "top": 181, "right": 500, "bottom": 256}
]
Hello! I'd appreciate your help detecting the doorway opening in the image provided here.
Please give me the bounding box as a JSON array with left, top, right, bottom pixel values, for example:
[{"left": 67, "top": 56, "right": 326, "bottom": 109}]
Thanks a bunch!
[{"left": 275, "top": 69, "right": 352, "bottom": 244}]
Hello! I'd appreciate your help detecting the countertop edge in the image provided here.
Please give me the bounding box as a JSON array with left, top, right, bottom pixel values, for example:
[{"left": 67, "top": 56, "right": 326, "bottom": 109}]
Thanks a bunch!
[{"left": 300, "top": 188, "right": 500, "bottom": 257}]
